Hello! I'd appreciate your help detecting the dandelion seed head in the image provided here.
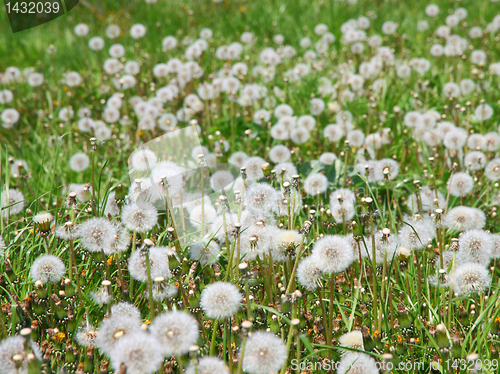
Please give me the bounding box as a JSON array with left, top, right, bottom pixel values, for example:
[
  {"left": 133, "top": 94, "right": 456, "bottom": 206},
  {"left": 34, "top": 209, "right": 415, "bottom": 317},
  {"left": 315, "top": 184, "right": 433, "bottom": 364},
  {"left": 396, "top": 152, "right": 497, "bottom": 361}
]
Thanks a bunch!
[
  {"left": 200, "top": 281, "right": 242, "bottom": 319},
  {"left": 269, "top": 145, "right": 291, "bottom": 163},
  {"left": 96, "top": 315, "right": 142, "bottom": 355},
  {"left": 1, "top": 189, "right": 24, "bottom": 217},
  {"left": 121, "top": 201, "right": 158, "bottom": 232},
  {"left": 337, "top": 352, "right": 379, "bottom": 374},
  {"left": 109, "top": 332, "right": 163, "bottom": 374},
  {"left": 0, "top": 335, "right": 42, "bottom": 374},
  {"left": 242, "top": 331, "right": 288, "bottom": 374},
  {"left": 456, "top": 229, "right": 493, "bottom": 266},
  {"left": 150, "top": 311, "right": 199, "bottom": 357},
  {"left": 311, "top": 235, "right": 354, "bottom": 274},
  {"left": 447, "top": 172, "right": 474, "bottom": 197},
  {"left": 444, "top": 207, "right": 485, "bottom": 232},
  {"left": 245, "top": 183, "right": 278, "bottom": 212},
  {"left": 128, "top": 246, "right": 172, "bottom": 282},
  {"left": 339, "top": 330, "right": 364, "bottom": 350},
  {"left": 31, "top": 254, "right": 65, "bottom": 284},
  {"left": 185, "top": 357, "right": 229, "bottom": 374},
  {"left": 244, "top": 157, "right": 267, "bottom": 181},
  {"left": 190, "top": 241, "right": 221, "bottom": 266},
  {"left": 297, "top": 256, "right": 323, "bottom": 290},
  {"left": 303, "top": 173, "right": 328, "bottom": 196},
  {"left": 453, "top": 262, "right": 491, "bottom": 296},
  {"left": 111, "top": 302, "right": 141, "bottom": 321},
  {"left": 78, "top": 217, "right": 117, "bottom": 253}
]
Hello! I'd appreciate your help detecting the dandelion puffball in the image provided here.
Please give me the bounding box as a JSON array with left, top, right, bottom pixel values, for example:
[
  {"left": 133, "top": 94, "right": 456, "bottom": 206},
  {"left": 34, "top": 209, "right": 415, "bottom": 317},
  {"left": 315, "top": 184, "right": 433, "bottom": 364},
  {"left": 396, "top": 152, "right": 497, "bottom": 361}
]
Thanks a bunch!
[
  {"left": 200, "top": 281, "right": 242, "bottom": 319},
  {"left": 242, "top": 331, "right": 288, "bottom": 374}
]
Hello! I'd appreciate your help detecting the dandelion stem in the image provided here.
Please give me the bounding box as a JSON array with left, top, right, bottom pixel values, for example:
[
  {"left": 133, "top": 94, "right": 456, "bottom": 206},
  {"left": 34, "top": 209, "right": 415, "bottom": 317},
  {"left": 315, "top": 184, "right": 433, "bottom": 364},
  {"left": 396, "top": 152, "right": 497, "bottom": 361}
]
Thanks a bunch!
[
  {"left": 285, "top": 236, "right": 305, "bottom": 295},
  {"left": 210, "top": 319, "right": 219, "bottom": 356},
  {"left": 176, "top": 355, "right": 184, "bottom": 373},
  {"left": 280, "top": 304, "right": 297, "bottom": 374},
  {"left": 236, "top": 336, "right": 247, "bottom": 374},
  {"left": 145, "top": 250, "right": 155, "bottom": 319}
]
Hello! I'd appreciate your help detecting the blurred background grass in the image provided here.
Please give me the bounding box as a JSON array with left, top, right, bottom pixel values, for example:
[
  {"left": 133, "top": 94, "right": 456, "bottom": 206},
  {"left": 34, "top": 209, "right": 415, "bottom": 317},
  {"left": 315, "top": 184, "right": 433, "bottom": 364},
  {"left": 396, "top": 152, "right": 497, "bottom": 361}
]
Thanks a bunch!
[{"left": 0, "top": 0, "right": 495, "bottom": 71}]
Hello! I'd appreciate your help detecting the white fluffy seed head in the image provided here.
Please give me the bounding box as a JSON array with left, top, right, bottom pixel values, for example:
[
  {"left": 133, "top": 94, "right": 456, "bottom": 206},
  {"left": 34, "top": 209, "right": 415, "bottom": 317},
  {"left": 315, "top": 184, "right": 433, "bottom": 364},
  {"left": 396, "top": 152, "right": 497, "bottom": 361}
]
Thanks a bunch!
[
  {"left": 0, "top": 336, "right": 42, "bottom": 374},
  {"left": 244, "top": 157, "right": 267, "bottom": 181},
  {"left": 374, "top": 158, "right": 399, "bottom": 181},
  {"left": 121, "top": 201, "right": 158, "bottom": 232},
  {"left": 69, "top": 152, "right": 90, "bottom": 172},
  {"left": 109, "top": 332, "right": 163, "bottom": 374},
  {"left": 185, "top": 357, "right": 229, "bottom": 374},
  {"left": 447, "top": 172, "right": 474, "bottom": 197},
  {"left": 210, "top": 170, "right": 235, "bottom": 192},
  {"left": 456, "top": 229, "right": 493, "bottom": 266},
  {"left": 443, "top": 206, "right": 485, "bottom": 232},
  {"left": 96, "top": 315, "right": 142, "bottom": 355},
  {"left": 245, "top": 183, "right": 278, "bottom": 212},
  {"left": 30, "top": 254, "right": 66, "bottom": 284},
  {"left": 337, "top": 352, "right": 379, "bottom": 374},
  {"left": 485, "top": 158, "right": 500, "bottom": 181},
  {"left": 111, "top": 302, "right": 141, "bottom": 321},
  {"left": 269, "top": 144, "right": 291, "bottom": 163},
  {"left": 398, "top": 216, "right": 436, "bottom": 251},
  {"left": 150, "top": 311, "right": 199, "bottom": 357},
  {"left": 131, "top": 149, "right": 158, "bottom": 172},
  {"left": 242, "top": 331, "right": 288, "bottom": 374},
  {"left": 78, "top": 217, "right": 117, "bottom": 253},
  {"left": 128, "top": 246, "right": 172, "bottom": 282},
  {"left": 452, "top": 262, "right": 491, "bottom": 296},
  {"left": 311, "top": 235, "right": 354, "bottom": 274},
  {"left": 200, "top": 281, "right": 242, "bottom": 319},
  {"left": 297, "top": 256, "right": 323, "bottom": 290},
  {"left": 339, "top": 330, "right": 364, "bottom": 350},
  {"left": 189, "top": 241, "right": 221, "bottom": 266},
  {"left": 1, "top": 189, "right": 25, "bottom": 217},
  {"left": 303, "top": 173, "right": 329, "bottom": 196}
]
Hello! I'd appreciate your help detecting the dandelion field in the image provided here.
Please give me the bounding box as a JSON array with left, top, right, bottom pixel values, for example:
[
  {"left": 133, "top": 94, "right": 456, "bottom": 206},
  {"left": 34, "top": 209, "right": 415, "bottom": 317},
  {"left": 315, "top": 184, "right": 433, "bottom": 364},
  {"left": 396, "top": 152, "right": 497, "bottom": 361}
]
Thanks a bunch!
[{"left": 2, "top": 0, "right": 500, "bottom": 373}]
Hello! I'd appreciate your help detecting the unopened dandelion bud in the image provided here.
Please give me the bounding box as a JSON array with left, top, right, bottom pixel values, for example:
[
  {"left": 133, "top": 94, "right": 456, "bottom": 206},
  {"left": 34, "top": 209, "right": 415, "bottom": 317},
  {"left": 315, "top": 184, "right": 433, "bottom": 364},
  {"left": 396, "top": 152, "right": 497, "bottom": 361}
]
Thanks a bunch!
[
  {"left": 84, "top": 346, "right": 94, "bottom": 372},
  {"left": 114, "top": 184, "right": 125, "bottom": 205},
  {"left": 83, "top": 184, "right": 93, "bottom": 202},
  {"left": 240, "top": 166, "right": 247, "bottom": 180},
  {"left": 241, "top": 320, "right": 253, "bottom": 331},
  {"left": 362, "top": 329, "right": 376, "bottom": 352},
  {"left": 436, "top": 324, "right": 450, "bottom": 348},
  {"left": 67, "top": 191, "right": 78, "bottom": 209},
  {"left": 234, "top": 190, "right": 241, "bottom": 203},
  {"left": 238, "top": 262, "right": 248, "bottom": 276},
  {"left": 99, "top": 360, "right": 109, "bottom": 374},
  {"left": 261, "top": 162, "right": 271, "bottom": 177},
  {"left": 451, "top": 334, "right": 462, "bottom": 357},
  {"left": 397, "top": 246, "right": 411, "bottom": 261},
  {"left": 33, "top": 212, "right": 53, "bottom": 237},
  {"left": 270, "top": 315, "right": 280, "bottom": 333},
  {"left": 492, "top": 316, "right": 500, "bottom": 335},
  {"left": 397, "top": 303, "right": 412, "bottom": 328},
  {"left": 89, "top": 137, "right": 97, "bottom": 151},
  {"left": 300, "top": 220, "right": 312, "bottom": 235},
  {"left": 426, "top": 243, "right": 434, "bottom": 256},
  {"left": 292, "top": 174, "right": 300, "bottom": 188},
  {"left": 458, "top": 305, "right": 469, "bottom": 325}
]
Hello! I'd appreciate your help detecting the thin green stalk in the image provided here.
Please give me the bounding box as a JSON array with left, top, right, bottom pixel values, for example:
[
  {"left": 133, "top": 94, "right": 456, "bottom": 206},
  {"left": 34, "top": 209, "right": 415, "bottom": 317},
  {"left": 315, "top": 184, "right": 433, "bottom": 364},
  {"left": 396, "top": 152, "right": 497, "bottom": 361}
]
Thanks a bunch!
[
  {"left": 210, "top": 319, "right": 219, "bottom": 356},
  {"left": 145, "top": 250, "right": 155, "bottom": 319}
]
